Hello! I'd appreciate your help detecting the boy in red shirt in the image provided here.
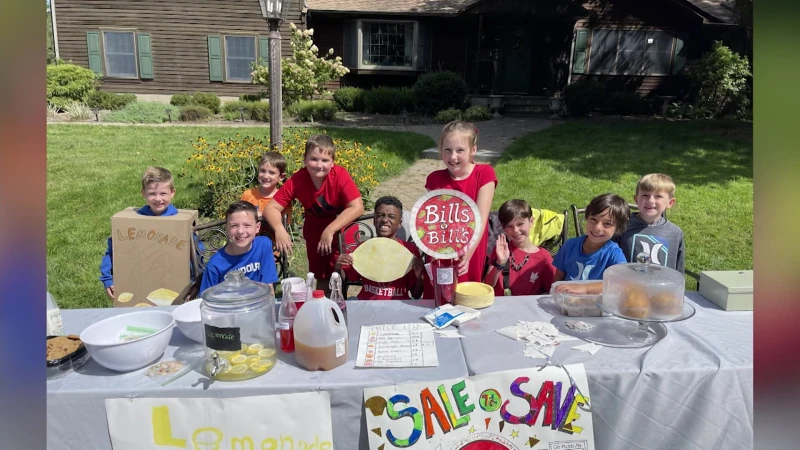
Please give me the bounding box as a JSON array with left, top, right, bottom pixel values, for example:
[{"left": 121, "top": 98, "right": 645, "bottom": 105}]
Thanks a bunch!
[
  {"left": 334, "top": 196, "right": 424, "bottom": 300},
  {"left": 265, "top": 134, "right": 364, "bottom": 292},
  {"left": 484, "top": 199, "right": 555, "bottom": 296}
]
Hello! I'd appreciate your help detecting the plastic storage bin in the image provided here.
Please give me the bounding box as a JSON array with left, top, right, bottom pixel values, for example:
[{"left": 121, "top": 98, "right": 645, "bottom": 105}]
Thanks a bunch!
[{"left": 551, "top": 281, "right": 603, "bottom": 317}]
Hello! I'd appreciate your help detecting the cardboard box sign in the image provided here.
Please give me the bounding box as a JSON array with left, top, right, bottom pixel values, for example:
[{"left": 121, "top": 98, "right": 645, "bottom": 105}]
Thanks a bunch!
[
  {"left": 111, "top": 208, "right": 199, "bottom": 308},
  {"left": 699, "top": 270, "right": 753, "bottom": 311}
]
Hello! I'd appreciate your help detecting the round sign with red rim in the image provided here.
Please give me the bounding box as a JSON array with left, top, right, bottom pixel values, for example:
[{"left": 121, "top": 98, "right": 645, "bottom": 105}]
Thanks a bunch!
[{"left": 410, "top": 189, "right": 483, "bottom": 259}]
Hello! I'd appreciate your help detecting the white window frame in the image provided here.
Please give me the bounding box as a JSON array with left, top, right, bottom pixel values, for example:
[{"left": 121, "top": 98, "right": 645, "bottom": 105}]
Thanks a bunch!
[
  {"left": 101, "top": 29, "right": 139, "bottom": 79},
  {"left": 357, "top": 19, "right": 419, "bottom": 71},
  {"left": 223, "top": 34, "right": 258, "bottom": 83},
  {"left": 586, "top": 28, "right": 676, "bottom": 77}
]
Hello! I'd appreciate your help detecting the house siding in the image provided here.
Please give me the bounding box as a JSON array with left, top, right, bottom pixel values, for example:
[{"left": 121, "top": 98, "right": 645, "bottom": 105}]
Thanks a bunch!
[{"left": 55, "top": 0, "right": 304, "bottom": 95}]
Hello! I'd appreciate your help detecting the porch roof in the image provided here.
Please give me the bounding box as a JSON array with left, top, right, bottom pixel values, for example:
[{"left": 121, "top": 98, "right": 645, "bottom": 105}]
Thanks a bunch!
[
  {"left": 305, "top": 0, "right": 479, "bottom": 16},
  {"left": 681, "top": 0, "right": 738, "bottom": 24}
]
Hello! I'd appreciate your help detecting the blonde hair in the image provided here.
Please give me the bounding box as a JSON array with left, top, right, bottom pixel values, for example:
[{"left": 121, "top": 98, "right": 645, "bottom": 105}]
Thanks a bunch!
[
  {"left": 141, "top": 166, "right": 174, "bottom": 191},
  {"left": 304, "top": 134, "right": 336, "bottom": 160},
  {"left": 636, "top": 173, "right": 676, "bottom": 198},
  {"left": 438, "top": 120, "right": 479, "bottom": 154}
]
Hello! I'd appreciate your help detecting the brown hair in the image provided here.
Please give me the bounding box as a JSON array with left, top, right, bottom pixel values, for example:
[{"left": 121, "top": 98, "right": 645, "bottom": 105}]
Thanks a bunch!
[
  {"left": 304, "top": 134, "right": 336, "bottom": 160},
  {"left": 258, "top": 151, "right": 287, "bottom": 175},
  {"left": 225, "top": 200, "right": 258, "bottom": 223},
  {"left": 636, "top": 173, "right": 676, "bottom": 198},
  {"left": 438, "top": 120, "right": 479, "bottom": 154},
  {"left": 585, "top": 193, "right": 629, "bottom": 235},
  {"left": 498, "top": 199, "right": 532, "bottom": 227},
  {"left": 141, "top": 166, "right": 174, "bottom": 191}
]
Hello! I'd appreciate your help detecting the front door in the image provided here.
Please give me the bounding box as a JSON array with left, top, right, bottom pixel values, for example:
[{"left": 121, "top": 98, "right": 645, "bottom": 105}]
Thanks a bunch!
[{"left": 494, "top": 25, "right": 532, "bottom": 94}]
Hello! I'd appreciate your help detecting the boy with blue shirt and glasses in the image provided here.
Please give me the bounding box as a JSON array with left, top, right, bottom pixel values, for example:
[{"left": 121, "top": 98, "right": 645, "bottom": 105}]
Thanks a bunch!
[
  {"left": 199, "top": 201, "right": 279, "bottom": 296},
  {"left": 552, "top": 193, "right": 629, "bottom": 294}
]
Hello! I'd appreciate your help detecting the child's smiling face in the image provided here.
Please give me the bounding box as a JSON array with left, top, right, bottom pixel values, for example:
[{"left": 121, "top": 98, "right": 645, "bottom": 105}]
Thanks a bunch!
[
  {"left": 635, "top": 189, "right": 674, "bottom": 224},
  {"left": 440, "top": 132, "right": 476, "bottom": 179},
  {"left": 584, "top": 208, "right": 618, "bottom": 247},
  {"left": 257, "top": 162, "right": 283, "bottom": 193},
  {"left": 142, "top": 181, "right": 175, "bottom": 215},
  {"left": 226, "top": 210, "right": 261, "bottom": 251},
  {"left": 305, "top": 147, "right": 334, "bottom": 181},
  {"left": 503, "top": 217, "right": 532, "bottom": 248}
]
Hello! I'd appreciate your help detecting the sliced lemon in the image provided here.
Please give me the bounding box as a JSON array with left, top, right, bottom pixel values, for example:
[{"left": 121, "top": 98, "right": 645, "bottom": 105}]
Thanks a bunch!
[
  {"left": 246, "top": 355, "right": 260, "bottom": 365},
  {"left": 240, "top": 343, "right": 249, "bottom": 352},
  {"left": 230, "top": 354, "right": 248, "bottom": 365},
  {"left": 245, "top": 343, "right": 263, "bottom": 355},
  {"left": 258, "top": 348, "right": 276, "bottom": 358},
  {"left": 229, "top": 364, "right": 248, "bottom": 374},
  {"left": 217, "top": 350, "right": 236, "bottom": 358},
  {"left": 250, "top": 359, "right": 274, "bottom": 372}
]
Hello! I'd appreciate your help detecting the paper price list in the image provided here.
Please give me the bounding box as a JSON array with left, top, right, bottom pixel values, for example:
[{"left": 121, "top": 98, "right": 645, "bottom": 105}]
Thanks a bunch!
[{"left": 356, "top": 324, "right": 439, "bottom": 367}]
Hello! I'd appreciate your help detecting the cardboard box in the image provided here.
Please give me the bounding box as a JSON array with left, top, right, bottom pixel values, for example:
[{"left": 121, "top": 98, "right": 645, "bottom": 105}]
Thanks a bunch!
[
  {"left": 111, "top": 208, "right": 199, "bottom": 307},
  {"left": 699, "top": 270, "right": 753, "bottom": 311}
]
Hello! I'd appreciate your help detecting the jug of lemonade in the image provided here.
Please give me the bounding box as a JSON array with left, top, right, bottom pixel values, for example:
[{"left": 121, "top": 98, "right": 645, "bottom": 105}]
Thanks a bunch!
[{"left": 293, "top": 290, "right": 348, "bottom": 370}]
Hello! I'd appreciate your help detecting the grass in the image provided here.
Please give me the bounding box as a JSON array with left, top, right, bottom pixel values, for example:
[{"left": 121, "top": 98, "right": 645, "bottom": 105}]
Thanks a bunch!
[
  {"left": 47, "top": 124, "right": 434, "bottom": 308},
  {"left": 493, "top": 118, "right": 753, "bottom": 288}
]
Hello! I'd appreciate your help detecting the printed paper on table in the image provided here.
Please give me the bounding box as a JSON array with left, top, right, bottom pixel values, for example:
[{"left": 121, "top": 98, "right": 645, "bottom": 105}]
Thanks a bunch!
[
  {"left": 357, "top": 323, "right": 439, "bottom": 367},
  {"left": 363, "top": 364, "right": 594, "bottom": 450},
  {"left": 105, "top": 391, "right": 332, "bottom": 450}
]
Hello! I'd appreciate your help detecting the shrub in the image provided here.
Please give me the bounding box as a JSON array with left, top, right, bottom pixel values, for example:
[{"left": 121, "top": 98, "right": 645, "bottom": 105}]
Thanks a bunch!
[
  {"left": 240, "top": 92, "right": 267, "bottom": 102},
  {"left": 332, "top": 87, "right": 366, "bottom": 112},
  {"left": 563, "top": 80, "right": 605, "bottom": 117},
  {"left": 170, "top": 94, "right": 192, "bottom": 107},
  {"left": 223, "top": 111, "right": 241, "bottom": 121},
  {"left": 608, "top": 92, "right": 650, "bottom": 115},
  {"left": 179, "top": 105, "right": 212, "bottom": 121},
  {"left": 287, "top": 100, "right": 337, "bottom": 122},
  {"left": 363, "top": 87, "right": 415, "bottom": 115},
  {"left": 222, "top": 100, "right": 255, "bottom": 115},
  {"left": 86, "top": 90, "right": 137, "bottom": 110},
  {"left": 65, "top": 102, "right": 92, "bottom": 121},
  {"left": 249, "top": 102, "right": 271, "bottom": 122},
  {"left": 413, "top": 71, "right": 467, "bottom": 115},
  {"left": 184, "top": 130, "right": 380, "bottom": 221},
  {"left": 462, "top": 105, "right": 492, "bottom": 122},
  {"left": 47, "top": 104, "right": 60, "bottom": 117},
  {"left": 105, "top": 102, "right": 176, "bottom": 123},
  {"left": 686, "top": 41, "right": 751, "bottom": 118},
  {"left": 46, "top": 63, "right": 97, "bottom": 110},
  {"left": 190, "top": 92, "right": 221, "bottom": 114},
  {"left": 435, "top": 108, "right": 463, "bottom": 123}
]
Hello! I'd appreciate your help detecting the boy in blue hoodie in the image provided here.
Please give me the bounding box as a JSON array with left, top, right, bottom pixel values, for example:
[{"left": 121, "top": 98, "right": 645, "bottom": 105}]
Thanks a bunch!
[{"left": 100, "top": 167, "right": 193, "bottom": 299}]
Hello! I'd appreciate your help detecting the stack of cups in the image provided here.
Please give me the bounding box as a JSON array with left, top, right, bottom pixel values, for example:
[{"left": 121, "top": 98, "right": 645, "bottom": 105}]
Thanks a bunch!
[{"left": 285, "top": 277, "right": 308, "bottom": 309}]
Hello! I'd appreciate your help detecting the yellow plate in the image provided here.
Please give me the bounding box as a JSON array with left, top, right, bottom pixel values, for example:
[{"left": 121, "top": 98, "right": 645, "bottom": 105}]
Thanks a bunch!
[{"left": 455, "top": 282, "right": 495, "bottom": 309}]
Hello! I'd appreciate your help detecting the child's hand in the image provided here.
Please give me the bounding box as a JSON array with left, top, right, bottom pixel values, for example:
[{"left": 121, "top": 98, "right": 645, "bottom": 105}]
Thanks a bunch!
[
  {"left": 555, "top": 283, "right": 588, "bottom": 294},
  {"left": 318, "top": 229, "right": 334, "bottom": 255},
  {"left": 106, "top": 286, "right": 115, "bottom": 299},
  {"left": 336, "top": 254, "right": 354, "bottom": 269},
  {"left": 275, "top": 228, "right": 293, "bottom": 254},
  {"left": 495, "top": 234, "right": 510, "bottom": 265},
  {"left": 412, "top": 257, "right": 424, "bottom": 279},
  {"left": 457, "top": 254, "right": 470, "bottom": 276}
]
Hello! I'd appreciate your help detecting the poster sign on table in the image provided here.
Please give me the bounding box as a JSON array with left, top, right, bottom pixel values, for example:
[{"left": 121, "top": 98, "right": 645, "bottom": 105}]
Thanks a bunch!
[
  {"left": 105, "top": 391, "right": 332, "bottom": 450},
  {"left": 363, "top": 364, "right": 594, "bottom": 450},
  {"left": 410, "top": 189, "right": 483, "bottom": 260}
]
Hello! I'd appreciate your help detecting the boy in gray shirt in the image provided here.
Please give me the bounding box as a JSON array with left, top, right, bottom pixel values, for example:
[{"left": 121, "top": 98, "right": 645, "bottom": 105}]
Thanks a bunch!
[{"left": 617, "top": 173, "right": 685, "bottom": 273}]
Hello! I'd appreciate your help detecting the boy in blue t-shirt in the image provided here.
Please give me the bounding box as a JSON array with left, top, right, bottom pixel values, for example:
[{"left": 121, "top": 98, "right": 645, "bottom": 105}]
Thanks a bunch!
[
  {"left": 553, "top": 193, "right": 629, "bottom": 294},
  {"left": 199, "top": 201, "right": 279, "bottom": 296}
]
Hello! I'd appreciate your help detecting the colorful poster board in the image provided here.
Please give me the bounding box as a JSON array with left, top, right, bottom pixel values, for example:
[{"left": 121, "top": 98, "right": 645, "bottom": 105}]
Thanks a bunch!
[
  {"left": 411, "top": 190, "right": 482, "bottom": 259},
  {"left": 105, "top": 392, "right": 332, "bottom": 450},
  {"left": 363, "top": 365, "right": 594, "bottom": 450}
]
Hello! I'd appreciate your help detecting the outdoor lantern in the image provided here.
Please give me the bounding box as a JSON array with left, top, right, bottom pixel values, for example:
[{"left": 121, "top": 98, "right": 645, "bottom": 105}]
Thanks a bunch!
[
  {"left": 258, "top": 0, "right": 292, "bottom": 20},
  {"left": 238, "top": 107, "right": 246, "bottom": 122},
  {"left": 91, "top": 107, "right": 100, "bottom": 121},
  {"left": 165, "top": 108, "right": 172, "bottom": 123}
]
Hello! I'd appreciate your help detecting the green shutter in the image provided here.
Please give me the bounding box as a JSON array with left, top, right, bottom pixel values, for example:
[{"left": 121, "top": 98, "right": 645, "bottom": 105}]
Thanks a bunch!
[
  {"left": 208, "top": 35, "right": 223, "bottom": 81},
  {"left": 672, "top": 31, "right": 688, "bottom": 74},
  {"left": 86, "top": 31, "right": 103, "bottom": 75},
  {"left": 572, "top": 30, "right": 588, "bottom": 74},
  {"left": 259, "top": 36, "right": 270, "bottom": 65},
  {"left": 137, "top": 33, "right": 153, "bottom": 79}
]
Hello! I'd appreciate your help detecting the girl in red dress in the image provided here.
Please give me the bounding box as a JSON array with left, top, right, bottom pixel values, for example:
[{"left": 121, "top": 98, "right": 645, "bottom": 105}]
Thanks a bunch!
[
  {"left": 484, "top": 200, "right": 556, "bottom": 296},
  {"left": 425, "top": 121, "right": 497, "bottom": 284}
]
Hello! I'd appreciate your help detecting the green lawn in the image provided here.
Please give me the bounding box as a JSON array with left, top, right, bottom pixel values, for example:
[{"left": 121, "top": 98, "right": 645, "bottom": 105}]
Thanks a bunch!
[
  {"left": 493, "top": 119, "right": 753, "bottom": 288},
  {"left": 47, "top": 124, "right": 434, "bottom": 309}
]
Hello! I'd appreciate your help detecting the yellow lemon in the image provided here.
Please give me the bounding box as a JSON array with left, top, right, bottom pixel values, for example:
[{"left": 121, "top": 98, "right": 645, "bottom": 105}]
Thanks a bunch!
[
  {"left": 258, "top": 348, "right": 276, "bottom": 358},
  {"left": 134, "top": 303, "right": 152, "bottom": 307},
  {"left": 240, "top": 343, "right": 249, "bottom": 352},
  {"left": 251, "top": 359, "right": 274, "bottom": 372},
  {"left": 217, "top": 351, "right": 236, "bottom": 358},
  {"left": 117, "top": 292, "right": 134, "bottom": 303},
  {"left": 146, "top": 288, "right": 180, "bottom": 306},
  {"left": 230, "top": 355, "right": 247, "bottom": 365},
  {"left": 245, "top": 344, "right": 263, "bottom": 355},
  {"left": 229, "top": 364, "right": 248, "bottom": 374},
  {"left": 246, "top": 356, "right": 260, "bottom": 365}
]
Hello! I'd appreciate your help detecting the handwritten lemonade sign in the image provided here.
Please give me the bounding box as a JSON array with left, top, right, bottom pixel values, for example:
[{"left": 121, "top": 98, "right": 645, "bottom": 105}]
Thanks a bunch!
[
  {"left": 411, "top": 190, "right": 483, "bottom": 260},
  {"left": 363, "top": 365, "right": 594, "bottom": 450},
  {"left": 105, "top": 392, "right": 332, "bottom": 450}
]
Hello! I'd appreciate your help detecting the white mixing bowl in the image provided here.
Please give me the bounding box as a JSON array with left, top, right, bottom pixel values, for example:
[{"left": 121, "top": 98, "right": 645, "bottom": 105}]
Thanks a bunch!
[
  {"left": 172, "top": 299, "right": 204, "bottom": 344},
  {"left": 79, "top": 310, "right": 175, "bottom": 372}
]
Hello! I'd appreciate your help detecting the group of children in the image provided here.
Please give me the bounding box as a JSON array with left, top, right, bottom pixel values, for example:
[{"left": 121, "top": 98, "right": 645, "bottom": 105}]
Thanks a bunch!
[{"left": 100, "top": 121, "right": 684, "bottom": 302}]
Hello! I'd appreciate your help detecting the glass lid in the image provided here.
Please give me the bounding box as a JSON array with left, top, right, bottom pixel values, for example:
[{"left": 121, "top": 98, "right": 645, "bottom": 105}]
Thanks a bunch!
[{"left": 202, "top": 271, "right": 271, "bottom": 305}]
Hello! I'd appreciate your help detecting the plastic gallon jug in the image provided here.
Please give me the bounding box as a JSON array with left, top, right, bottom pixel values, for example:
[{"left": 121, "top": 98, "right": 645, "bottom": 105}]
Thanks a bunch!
[{"left": 293, "top": 290, "right": 348, "bottom": 371}]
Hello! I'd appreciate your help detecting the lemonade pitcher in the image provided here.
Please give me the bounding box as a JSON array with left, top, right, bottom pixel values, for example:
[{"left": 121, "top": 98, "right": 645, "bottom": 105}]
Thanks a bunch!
[
  {"left": 200, "top": 271, "right": 277, "bottom": 381},
  {"left": 293, "top": 290, "right": 348, "bottom": 371}
]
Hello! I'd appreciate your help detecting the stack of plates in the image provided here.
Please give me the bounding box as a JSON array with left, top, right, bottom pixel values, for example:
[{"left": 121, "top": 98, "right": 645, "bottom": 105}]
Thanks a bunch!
[{"left": 455, "top": 282, "right": 495, "bottom": 309}]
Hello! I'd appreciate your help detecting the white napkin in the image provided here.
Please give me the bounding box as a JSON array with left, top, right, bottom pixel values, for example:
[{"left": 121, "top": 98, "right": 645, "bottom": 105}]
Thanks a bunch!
[
  {"left": 434, "top": 330, "right": 465, "bottom": 339},
  {"left": 572, "top": 343, "right": 603, "bottom": 355}
]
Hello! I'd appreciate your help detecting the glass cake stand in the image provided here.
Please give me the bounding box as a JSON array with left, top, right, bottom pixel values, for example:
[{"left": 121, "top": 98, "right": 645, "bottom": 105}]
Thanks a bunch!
[{"left": 553, "top": 300, "right": 696, "bottom": 348}]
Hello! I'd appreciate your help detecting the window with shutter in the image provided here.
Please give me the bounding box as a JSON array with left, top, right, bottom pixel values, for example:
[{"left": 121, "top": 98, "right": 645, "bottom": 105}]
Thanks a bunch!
[
  {"left": 86, "top": 31, "right": 103, "bottom": 75},
  {"left": 137, "top": 33, "right": 153, "bottom": 80},
  {"left": 357, "top": 20, "right": 418, "bottom": 70},
  {"left": 103, "top": 31, "right": 138, "bottom": 78},
  {"left": 572, "top": 30, "right": 588, "bottom": 74},
  {"left": 588, "top": 29, "right": 678, "bottom": 76},
  {"left": 224, "top": 35, "right": 257, "bottom": 82},
  {"left": 208, "top": 35, "right": 223, "bottom": 81}
]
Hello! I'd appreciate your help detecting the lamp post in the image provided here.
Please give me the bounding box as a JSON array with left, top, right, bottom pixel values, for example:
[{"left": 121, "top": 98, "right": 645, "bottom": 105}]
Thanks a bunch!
[{"left": 259, "top": 0, "right": 292, "bottom": 151}]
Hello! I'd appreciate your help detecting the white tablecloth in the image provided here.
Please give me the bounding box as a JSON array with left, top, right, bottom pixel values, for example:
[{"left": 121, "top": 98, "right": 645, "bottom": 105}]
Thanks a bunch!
[
  {"left": 456, "top": 292, "right": 753, "bottom": 450},
  {"left": 47, "top": 300, "right": 468, "bottom": 450}
]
